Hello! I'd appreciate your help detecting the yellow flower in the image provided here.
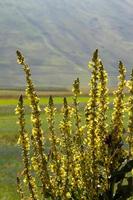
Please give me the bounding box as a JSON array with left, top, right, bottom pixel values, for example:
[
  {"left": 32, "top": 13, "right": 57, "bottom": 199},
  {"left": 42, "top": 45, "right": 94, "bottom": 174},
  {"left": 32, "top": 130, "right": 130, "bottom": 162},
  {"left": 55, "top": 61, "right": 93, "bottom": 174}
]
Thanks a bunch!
[{"left": 66, "top": 192, "right": 71, "bottom": 199}]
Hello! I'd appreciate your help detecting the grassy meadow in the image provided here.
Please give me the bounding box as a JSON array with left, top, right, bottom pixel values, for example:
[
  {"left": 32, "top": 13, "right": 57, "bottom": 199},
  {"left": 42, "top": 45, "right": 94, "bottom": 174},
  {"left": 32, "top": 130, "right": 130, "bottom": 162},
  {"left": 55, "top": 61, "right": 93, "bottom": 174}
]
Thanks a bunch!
[
  {"left": 0, "top": 92, "right": 89, "bottom": 200},
  {"left": 0, "top": 90, "right": 129, "bottom": 200}
]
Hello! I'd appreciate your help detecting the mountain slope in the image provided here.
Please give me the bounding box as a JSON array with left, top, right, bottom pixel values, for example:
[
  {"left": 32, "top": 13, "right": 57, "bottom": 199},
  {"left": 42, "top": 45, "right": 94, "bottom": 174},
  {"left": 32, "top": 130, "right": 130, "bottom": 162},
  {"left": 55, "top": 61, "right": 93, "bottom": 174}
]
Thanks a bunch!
[{"left": 0, "top": 0, "right": 133, "bottom": 89}]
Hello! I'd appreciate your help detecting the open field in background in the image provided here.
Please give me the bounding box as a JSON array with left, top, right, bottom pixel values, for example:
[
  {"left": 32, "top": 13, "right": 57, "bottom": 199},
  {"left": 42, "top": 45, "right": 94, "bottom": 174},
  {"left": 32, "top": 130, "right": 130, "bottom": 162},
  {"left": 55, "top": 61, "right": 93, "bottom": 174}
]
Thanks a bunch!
[
  {"left": 0, "top": 92, "right": 129, "bottom": 200},
  {"left": 0, "top": 90, "right": 73, "bottom": 98},
  {"left": 0, "top": 0, "right": 133, "bottom": 89}
]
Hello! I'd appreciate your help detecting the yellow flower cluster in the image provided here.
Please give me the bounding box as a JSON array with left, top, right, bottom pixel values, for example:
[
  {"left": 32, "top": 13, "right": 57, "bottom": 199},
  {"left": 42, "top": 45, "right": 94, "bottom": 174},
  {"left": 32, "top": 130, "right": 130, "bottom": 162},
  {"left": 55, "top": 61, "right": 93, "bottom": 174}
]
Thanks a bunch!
[
  {"left": 111, "top": 61, "right": 126, "bottom": 170},
  {"left": 16, "top": 50, "right": 133, "bottom": 200},
  {"left": 15, "top": 95, "right": 38, "bottom": 200},
  {"left": 127, "top": 70, "right": 133, "bottom": 159}
]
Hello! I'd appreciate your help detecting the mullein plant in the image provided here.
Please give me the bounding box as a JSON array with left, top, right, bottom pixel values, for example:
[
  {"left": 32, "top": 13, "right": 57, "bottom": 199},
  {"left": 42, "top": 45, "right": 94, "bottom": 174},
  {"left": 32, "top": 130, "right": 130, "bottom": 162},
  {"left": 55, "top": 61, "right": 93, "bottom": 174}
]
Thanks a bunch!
[
  {"left": 99, "top": 61, "right": 128, "bottom": 199},
  {"left": 72, "top": 78, "right": 89, "bottom": 198},
  {"left": 16, "top": 51, "right": 55, "bottom": 199},
  {"left": 45, "top": 96, "right": 62, "bottom": 198},
  {"left": 96, "top": 60, "right": 110, "bottom": 194},
  {"left": 107, "top": 61, "right": 126, "bottom": 197},
  {"left": 85, "top": 49, "right": 102, "bottom": 199},
  {"left": 127, "top": 70, "right": 133, "bottom": 159},
  {"left": 111, "top": 61, "right": 126, "bottom": 163},
  {"left": 59, "top": 97, "right": 79, "bottom": 199},
  {"left": 15, "top": 95, "right": 38, "bottom": 200},
  {"left": 16, "top": 50, "right": 133, "bottom": 200}
]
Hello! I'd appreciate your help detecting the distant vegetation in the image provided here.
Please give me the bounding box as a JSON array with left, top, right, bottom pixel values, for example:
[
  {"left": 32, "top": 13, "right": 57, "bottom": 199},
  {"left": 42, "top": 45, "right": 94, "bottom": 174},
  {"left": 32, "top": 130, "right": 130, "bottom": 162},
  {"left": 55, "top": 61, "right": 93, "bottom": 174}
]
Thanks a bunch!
[{"left": 15, "top": 50, "right": 133, "bottom": 200}]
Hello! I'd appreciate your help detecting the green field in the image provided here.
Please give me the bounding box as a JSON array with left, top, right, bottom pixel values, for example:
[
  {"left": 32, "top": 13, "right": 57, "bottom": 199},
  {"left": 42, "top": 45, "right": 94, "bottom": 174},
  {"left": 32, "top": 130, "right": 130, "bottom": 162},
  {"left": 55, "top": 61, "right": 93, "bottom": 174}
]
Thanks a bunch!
[
  {"left": 0, "top": 95, "right": 88, "bottom": 200},
  {"left": 0, "top": 94, "right": 129, "bottom": 200},
  {"left": 0, "top": 96, "right": 88, "bottom": 106}
]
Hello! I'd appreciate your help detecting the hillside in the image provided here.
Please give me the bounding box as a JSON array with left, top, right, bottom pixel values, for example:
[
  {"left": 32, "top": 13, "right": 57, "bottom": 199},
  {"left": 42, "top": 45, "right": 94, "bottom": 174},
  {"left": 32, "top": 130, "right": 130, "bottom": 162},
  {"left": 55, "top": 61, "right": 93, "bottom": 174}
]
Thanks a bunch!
[{"left": 0, "top": 0, "right": 133, "bottom": 89}]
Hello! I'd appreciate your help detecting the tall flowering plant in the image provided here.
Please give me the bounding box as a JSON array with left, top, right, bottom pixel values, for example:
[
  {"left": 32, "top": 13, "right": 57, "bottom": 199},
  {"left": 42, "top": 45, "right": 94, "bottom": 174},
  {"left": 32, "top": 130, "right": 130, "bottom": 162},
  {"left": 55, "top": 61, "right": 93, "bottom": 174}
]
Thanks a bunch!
[{"left": 16, "top": 50, "right": 133, "bottom": 200}]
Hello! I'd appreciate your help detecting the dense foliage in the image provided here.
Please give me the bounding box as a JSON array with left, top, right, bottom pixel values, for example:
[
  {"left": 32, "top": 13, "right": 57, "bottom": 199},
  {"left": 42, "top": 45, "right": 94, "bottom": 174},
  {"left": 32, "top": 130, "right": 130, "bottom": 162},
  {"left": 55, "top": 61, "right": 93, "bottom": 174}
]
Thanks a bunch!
[{"left": 15, "top": 50, "right": 133, "bottom": 200}]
